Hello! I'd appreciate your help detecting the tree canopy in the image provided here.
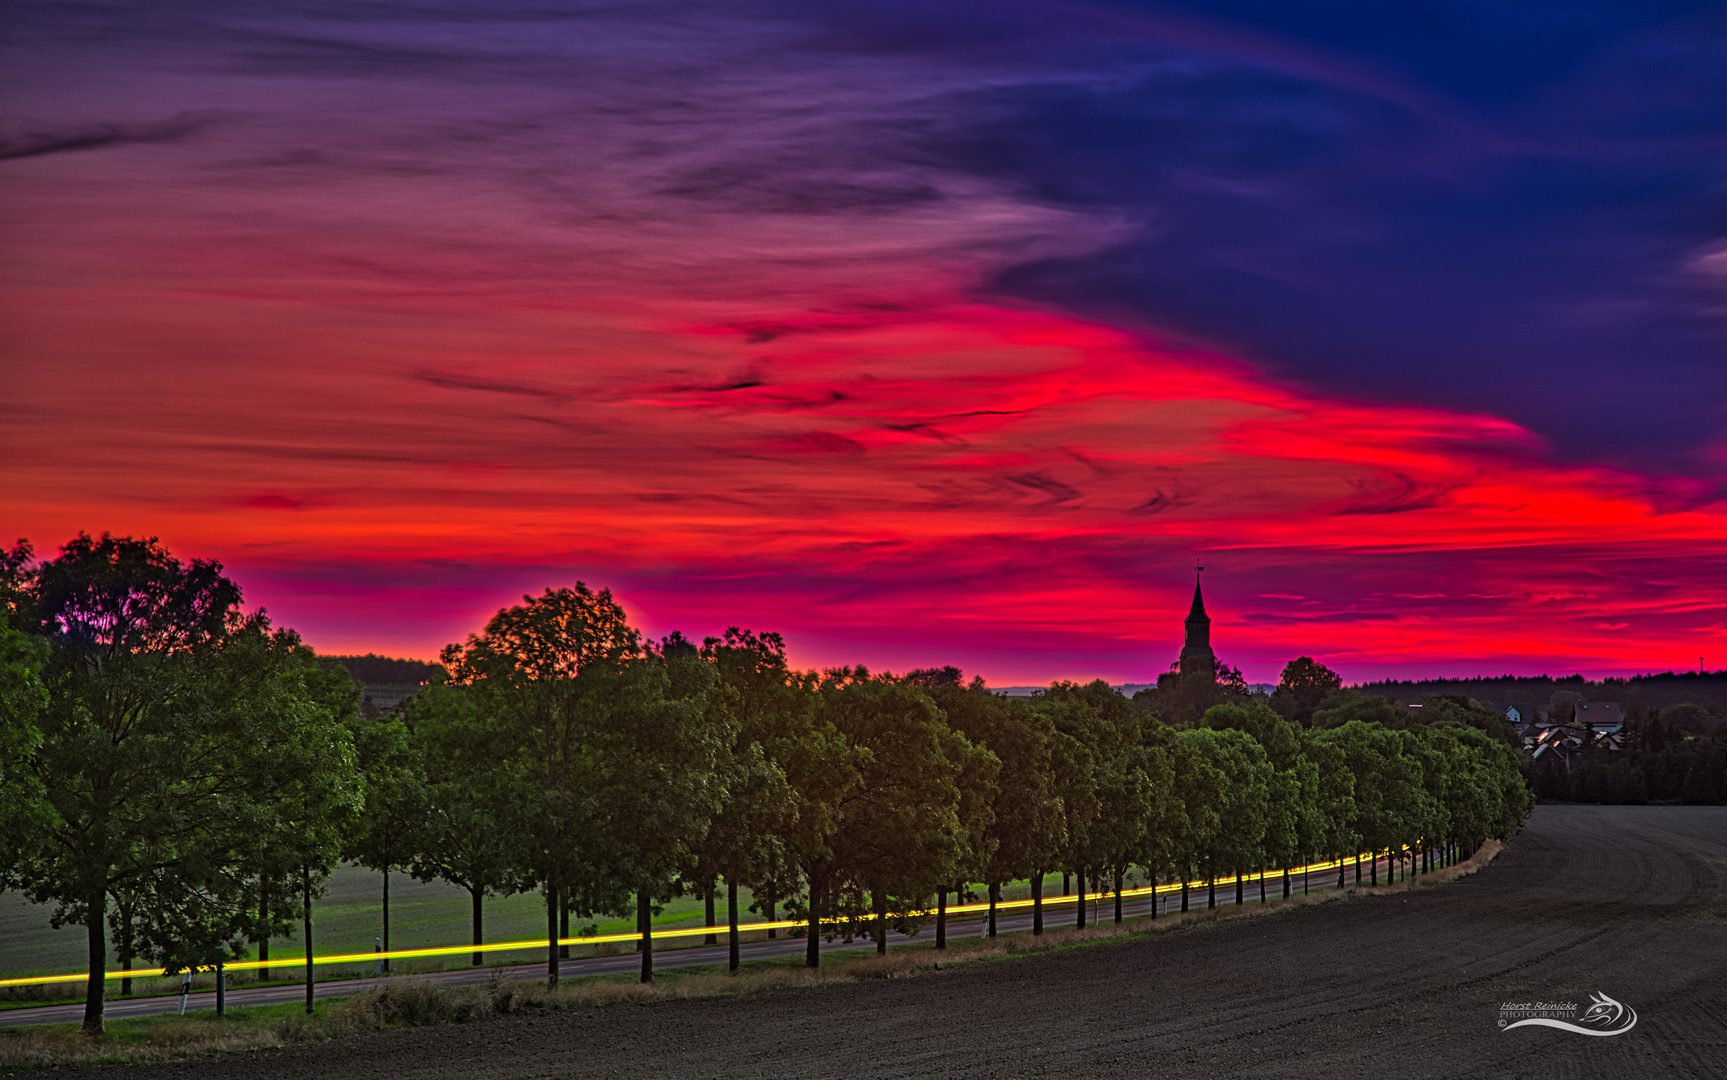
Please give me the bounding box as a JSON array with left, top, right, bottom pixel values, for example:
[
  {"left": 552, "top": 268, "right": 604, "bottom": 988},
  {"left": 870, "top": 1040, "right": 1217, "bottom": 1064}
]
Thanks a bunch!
[{"left": 0, "top": 532, "right": 1555, "bottom": 1019}]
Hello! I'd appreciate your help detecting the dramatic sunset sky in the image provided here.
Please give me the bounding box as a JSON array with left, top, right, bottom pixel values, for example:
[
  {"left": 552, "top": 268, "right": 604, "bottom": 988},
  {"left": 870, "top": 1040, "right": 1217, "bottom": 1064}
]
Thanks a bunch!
[{"left": 4, "top": 1, "right": 1726, "bottom": 683}]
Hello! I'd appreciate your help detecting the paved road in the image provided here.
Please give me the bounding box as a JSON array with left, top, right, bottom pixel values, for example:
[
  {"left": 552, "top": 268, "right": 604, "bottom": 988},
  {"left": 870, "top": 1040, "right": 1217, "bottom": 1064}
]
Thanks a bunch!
[
  {"left": 59, "top": 804, "right": 1724, "bottom": 1080},
  {"left": 0, "top": 854, "right": 1404, "bottom": 1027}
]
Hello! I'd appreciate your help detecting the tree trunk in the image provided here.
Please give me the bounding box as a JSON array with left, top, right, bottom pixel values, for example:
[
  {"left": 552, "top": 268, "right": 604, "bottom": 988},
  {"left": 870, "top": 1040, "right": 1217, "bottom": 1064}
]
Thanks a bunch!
[
  {"left": 1283, "top": 867, "right": 1291, "bottom": 899},
  {"left": 382, "top": 868, "right": 391, "bottom": 973},
  {"left": 1208, "top": 875, "right": 1216, "bottom": 909},
  {"left": 638, "top": 890, "right": 654, "bottom": 983},
  {"left": 1235, "top": 870, "right": 1244, "bottom": 906},
  {"left": 1075, "top": 868, "right": 1086, "bottom": 928},
  {"left": 119, "top": 896, "right": 133, "bottom": 996},
  {"left": 302, "top": 866, "right": 315, "bottom": 1014},
  {"left": 1259, "top": 868, "right": 1266, "bottom": 904},
  {"left": 1114, "top": 869, "right": 1123, "bottom": 923},
  {"left": 987, "top": 882, "right": 998, "bottom": 938},
  {"left": 936, "top": 889, "right": 947, "bottom": 949},
  {"left": 471, "top": 886, "right": 484, "bottom": 966},
  {"left": 636, "top": 889, "right": 648, "bottom": 951},
  {"left": 874, "top": 886, "right": 888, "bottom": 954},
  {"left": 705, "top": 882, "right": 717, "bottom": 946},
  {"left": 1355, "top": 853, "right": 1361, "bottom": 884},
  {"left": 804, "top": 878, "right": 821, "bottom": 969},
  {"left": 727, "top": 879, "right": 740, "bottom": 972},
  {"left": 1031, "top": 873, "right": 1044, "bottom": 934},
  {"left": 82, "top": 885, "right": 105, "bottom": 1034},
  {"left": 560, "top": 892, "right": 571, "bottom": 960},
  {"left": 1181, "top": 879, "right": 1189, "bottom": 913},
  {"left": 1370, "top": 851, "right": 1377, "bottom": 886},
  {"left": 545, "top": 871, "right": 559, "bottom": 989},
  {"left": 765, "top": 884, "right": 777, "bottom": 940}
]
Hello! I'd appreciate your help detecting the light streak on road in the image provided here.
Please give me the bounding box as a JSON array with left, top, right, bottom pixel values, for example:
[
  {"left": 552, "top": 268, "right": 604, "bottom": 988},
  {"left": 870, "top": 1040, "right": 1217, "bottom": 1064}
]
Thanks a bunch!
[{"left": 0, "top": 849, "right": 1416, "bottom": 989}]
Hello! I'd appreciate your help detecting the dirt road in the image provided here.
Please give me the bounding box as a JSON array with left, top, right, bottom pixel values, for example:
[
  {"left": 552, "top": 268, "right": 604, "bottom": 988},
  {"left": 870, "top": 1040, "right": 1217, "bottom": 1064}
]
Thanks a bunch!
[{"left": 61, "top": 804, "right": 1727, "bottom": 1079}]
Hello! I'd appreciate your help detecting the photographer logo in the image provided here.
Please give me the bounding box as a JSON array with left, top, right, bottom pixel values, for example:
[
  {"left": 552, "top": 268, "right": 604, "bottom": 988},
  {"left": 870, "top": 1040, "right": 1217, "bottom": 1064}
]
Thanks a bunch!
[{"left": 1497, "top": 992, "right": 1637, "bottom": 1037}]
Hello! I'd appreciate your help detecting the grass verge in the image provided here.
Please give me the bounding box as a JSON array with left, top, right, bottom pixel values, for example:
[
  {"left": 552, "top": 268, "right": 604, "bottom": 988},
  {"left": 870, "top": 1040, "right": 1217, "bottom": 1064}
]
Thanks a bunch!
[{"left": 0, "top": 843, "right": 1503, "bottom": 1071}]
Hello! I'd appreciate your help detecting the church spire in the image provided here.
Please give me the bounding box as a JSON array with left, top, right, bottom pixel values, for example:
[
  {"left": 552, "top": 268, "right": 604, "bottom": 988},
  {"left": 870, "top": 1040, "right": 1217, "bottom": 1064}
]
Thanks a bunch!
[{"left": 1178, "top": 563, "right": 1216, "bottom": 678}]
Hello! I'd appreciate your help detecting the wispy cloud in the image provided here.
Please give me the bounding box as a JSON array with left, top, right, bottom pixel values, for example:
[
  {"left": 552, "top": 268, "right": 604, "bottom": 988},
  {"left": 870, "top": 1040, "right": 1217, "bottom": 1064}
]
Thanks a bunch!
[
  {"left": 6, "top": 0, "right": 1727, "bottom": 680},
  {"left": 0, "top": 113, "right": 214, "bottom": 161}
]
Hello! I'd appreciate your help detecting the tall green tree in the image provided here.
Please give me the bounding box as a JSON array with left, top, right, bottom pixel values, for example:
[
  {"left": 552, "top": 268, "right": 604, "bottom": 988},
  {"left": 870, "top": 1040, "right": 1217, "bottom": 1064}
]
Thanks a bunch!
[
  {"left": 1039, "top": 682, "right": 1178, "bottom": 923},
  {"left": 241, "top": 643, "right": 365, "bottom": 1014},
  {"left": 1038, "top": 682, "right": 1122, "bottom": 924},
  {"left": 1164, "top": 731, "right": 1223, "bottom": 910},
  {"left": 1447, "top": 725, "right": 1532, "bottom": 846},
  {"left": 1269, "top": 657, "right": 1344, "bottom": 728},
  {"left": 440, "top": 584, "right": 643, "bottom": 988},
  {"left": 0, "top": 619, "right": 51, "bottom": 877},
  {"left": 404, "top": 682, "right": 532, "bottom": 966},
  {"left": 788, "top": 671, "right": 991, "bottom": 966},
  {"left": 1177, "top": 726, "right": 1271, "bottom": 905},
  {"left": 689, "top": 629, "right": 806, "bottom": 966},
  {"left": 1419, "top": 694, "right": 1522, "bottom": 748},
  {"left": 1311, "top": 693, "right": 1406, "bottom": 730},
  {"left": 1204, "top": 701, "right": 1314, "bottom": 896},
  {"left": 910, "top": 670, "right": 1060, "bottom": 934},
  {"left": 14, "top": 535, "right": 363, "bottom": 1032},
  {"left": 591, "top": 633, "right": 735, "bottom": 982},
  {"left": 342, "top": 712, "right": 425, "bottom": 973},
  {"left": 1313, "top": 720, "right": 1425, "bottom": 884},
  {"left": 1297, "top": 730, "right": 1358, "bottom": 884}
]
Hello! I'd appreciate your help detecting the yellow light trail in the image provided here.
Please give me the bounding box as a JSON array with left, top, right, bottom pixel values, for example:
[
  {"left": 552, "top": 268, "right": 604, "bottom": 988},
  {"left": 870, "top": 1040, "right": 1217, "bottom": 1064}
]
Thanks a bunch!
[{"left": 0, "top": 850, "right": 1407, "bottom": 989}]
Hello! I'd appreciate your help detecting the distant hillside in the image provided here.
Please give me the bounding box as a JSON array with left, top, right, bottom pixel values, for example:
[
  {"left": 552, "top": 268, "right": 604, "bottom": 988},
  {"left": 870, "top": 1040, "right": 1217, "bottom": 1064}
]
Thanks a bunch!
[
  {"left": 1357, "top": 672, "right": 1727, "bottom": 712},
  {"left": 328, "top": 654, "right": 442, "bottom": 687}
]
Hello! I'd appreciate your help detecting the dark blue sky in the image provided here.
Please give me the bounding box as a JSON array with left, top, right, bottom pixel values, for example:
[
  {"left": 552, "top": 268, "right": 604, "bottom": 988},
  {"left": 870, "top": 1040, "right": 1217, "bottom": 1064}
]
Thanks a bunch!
[
  {"left": 6, "top": 0, "right": 1727, "bottom": 676},
  {"left": 806, "top": 0, "right": 1727, "bottom": 472}
]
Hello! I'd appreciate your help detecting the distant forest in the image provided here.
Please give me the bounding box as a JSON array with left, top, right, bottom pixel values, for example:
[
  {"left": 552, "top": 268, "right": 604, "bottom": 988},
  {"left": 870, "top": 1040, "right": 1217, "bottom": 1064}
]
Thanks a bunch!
[
  {"left": 1357, "top": 672, "right": 1727, "bottom": 713},
  {"left": 328, "top": 656, "right": 1727, "bottom": 710},
  {"left": 328, "top": 653, "right": 442, "bottom": 685}
]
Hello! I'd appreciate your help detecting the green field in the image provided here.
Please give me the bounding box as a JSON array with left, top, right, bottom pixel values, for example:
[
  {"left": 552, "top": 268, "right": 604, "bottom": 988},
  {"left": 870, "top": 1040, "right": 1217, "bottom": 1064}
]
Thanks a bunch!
[
  {"left": 0, "top": 864, "right": 781, "bottom": 983},
  {"left": 1, "top": 867, "right": 1148, "bottom": 988}
]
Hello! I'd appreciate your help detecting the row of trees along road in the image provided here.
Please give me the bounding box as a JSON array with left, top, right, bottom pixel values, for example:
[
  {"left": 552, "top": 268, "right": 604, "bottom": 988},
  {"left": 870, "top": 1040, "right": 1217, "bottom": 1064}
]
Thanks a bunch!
[{"left": 0, "top": 535, "right": 1533, "bottom": 1035}]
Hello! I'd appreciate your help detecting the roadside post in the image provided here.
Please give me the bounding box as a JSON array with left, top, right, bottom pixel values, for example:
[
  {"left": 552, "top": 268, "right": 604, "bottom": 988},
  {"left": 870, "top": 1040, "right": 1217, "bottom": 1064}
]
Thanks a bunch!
[
  {"left": 216, "top": 947, "right": 227, "bottom": 1017},
  {"left": 375, "top": 937, "right": 383, "bottom": 976},
  {"left": 178, "top": 972, "right": 192, "bottom": 1015},
  {"left": 727, "top": 879, "right": 740, "bottom": 972}
]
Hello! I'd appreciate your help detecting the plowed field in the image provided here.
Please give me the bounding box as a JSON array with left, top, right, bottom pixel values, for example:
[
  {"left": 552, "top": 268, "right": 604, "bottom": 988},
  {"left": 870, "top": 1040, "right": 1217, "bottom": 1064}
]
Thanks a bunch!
[{"left": 67, "top": 804, "right": 1727, "bottom": 1079}]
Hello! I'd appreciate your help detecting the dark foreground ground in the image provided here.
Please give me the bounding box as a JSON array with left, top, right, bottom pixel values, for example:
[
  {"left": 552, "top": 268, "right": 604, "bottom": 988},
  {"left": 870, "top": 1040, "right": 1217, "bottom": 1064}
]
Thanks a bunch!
[{"left": 65, "top": 805, "right": 1727, "bottom": 1080}]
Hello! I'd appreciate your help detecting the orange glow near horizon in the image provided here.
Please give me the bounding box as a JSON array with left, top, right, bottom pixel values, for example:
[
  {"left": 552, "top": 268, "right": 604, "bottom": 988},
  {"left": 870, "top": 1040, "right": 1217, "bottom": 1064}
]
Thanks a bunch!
[
  {"left": 8, "top": 270, "right": 1726, "bottom": 683},
  {"left": 5, "top": 13, "right": 1726, "bottom": 689}
]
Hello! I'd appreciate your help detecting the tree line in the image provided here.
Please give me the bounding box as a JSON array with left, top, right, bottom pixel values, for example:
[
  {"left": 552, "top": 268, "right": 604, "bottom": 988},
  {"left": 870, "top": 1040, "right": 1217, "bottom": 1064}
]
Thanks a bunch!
[{"left": 0, "top": 535, "right": 1531, "bottom": 1034}]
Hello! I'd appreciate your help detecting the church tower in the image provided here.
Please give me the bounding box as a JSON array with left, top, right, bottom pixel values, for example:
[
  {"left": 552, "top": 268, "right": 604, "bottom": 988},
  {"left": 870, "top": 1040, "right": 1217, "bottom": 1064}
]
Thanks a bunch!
[{"left": 1178, "top": 572, "right": 1216, "bottom": 679}]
